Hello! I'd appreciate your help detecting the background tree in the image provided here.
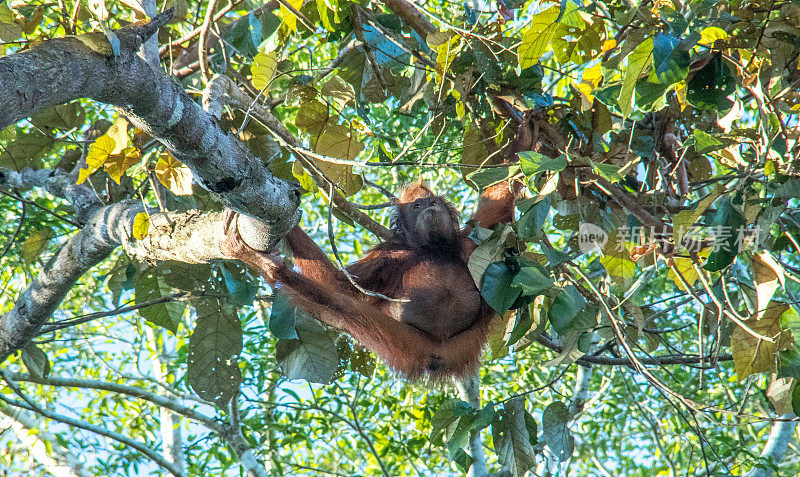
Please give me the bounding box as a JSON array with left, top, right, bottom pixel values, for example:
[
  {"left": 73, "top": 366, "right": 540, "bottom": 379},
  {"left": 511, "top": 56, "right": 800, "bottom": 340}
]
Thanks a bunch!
[{"left": 2, "top": 0, "right": 800, "bottom": 475}]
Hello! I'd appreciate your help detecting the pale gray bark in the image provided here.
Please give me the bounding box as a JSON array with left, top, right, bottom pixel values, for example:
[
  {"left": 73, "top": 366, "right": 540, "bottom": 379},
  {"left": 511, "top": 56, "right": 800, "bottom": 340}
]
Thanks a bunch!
[
  {"left": 146, "top": 328, "right": 187, "bottom": 474},
  {"left": 138, "top": 0, "right": 160, "bottom": 68},
  {"left": 0, "top": 370, "right": 187, "bottom": 477},
  {"left": 457, "top": 374, "right": 489, "bottom": 477},
  {"left": 6, "top": 371, "right": 219, "bottom": 427},
  {"left": 0, "top": 167, "right": 102, "bottom": 223},
  {"left": 0, "top": 404, "right": 92, "bottom": 477},
  {"left": 0, "top": 198, "right": 233, "bottom": 360},
  {"left": 225, "top": 395, "right": 271, "bottom": 477},
  {"left": 7, "top": 371, "right": 271, "bottom": 474},
  {"left": 747, "top": 413, "right": 797, "bottom": 477},
  {"left": 0, "top": 203, "right": 121, "bottom": 361},
  {"left": 567, "top": 363, "right": 593, "bottom": 418}
]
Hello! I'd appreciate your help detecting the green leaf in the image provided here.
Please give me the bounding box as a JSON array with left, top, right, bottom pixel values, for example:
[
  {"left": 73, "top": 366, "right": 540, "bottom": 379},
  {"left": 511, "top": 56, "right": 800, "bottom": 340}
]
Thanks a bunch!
[
  {"left": 315, "top": 124, "right": 364, "bottom": 158},
  {"left": 541, "top": 401, "right": 574, "bottom": 462},
  {"left": 21, "top": 228, "right": 52, "bottom": 264},
  {"left": 703, "top": 196, "right": 746, "bottom": 272},
  {"left": 276, "top": 315, "right": 338, "bottom": 384},
  {"left": 481, "top": 261, "right": 523, "bottom": 314},
  {"left": 220, "top": 264, "right": 258, "bottom": 307},
  {"left": 0, "top": 2, "right": 22, "bottom": 41},
  {"left": 187, "top": 297, "right": 243, "bottom": 406},
  {"left": 466, "top": 164, "right": 520, "bottom": 189},
  {"left": 599, "top": 254, "right": 636, "bottom": 284},
  {"left": 692, "top": 129, "right": 725, "bottom": 154},
  {"left": 617, "top": 37, "right": 653, "bottom": 118},
  {"left": 652, "top": 33, "right": 690, "bottom": 84},
  {"left": 0, "top": 129, "right": 54, "bottom": 171},
  {"left": 269, "top": 291, "right": 299, "bottom": 340},
  {"left": 673, "top": 185, "right": 726, "bottom": 246},
  {"left": 135, "top": 268, "right": 185, "bottom": 334},
  {"left": 551, "top": 20, "right": 602, "bottom": 66},
  {"left": 512, "top": 265, "right": 553, "bottom": 298},
  {"left": 225, "top": 12, "right": 261, "bottom": 58},
  {"left": 549, "top": 285, "right": 586, "bottom": 334},
  {"left": 593, "top": 162, "right": 623, "bottom": 183},
  {"left": 594, "top": 82, "right": 622, "bottom": 109},
  {"left": 31, "top": 101, "right": 85, "bottom": 131},
  {"left": 21, "top": 342, "right": 50, "bottom": 379},
  {"left": 431, "top": 398, "right": 473, "bottom": 440},
  {"left": 467, "top": 225, "right": 516, "bottom": 285},
  {"left": 492, "top": 398, "right": 536, "bottom": 476},
  {"left": 296, "top": 99, "right": 330, "bottom": 136},
  {"left": 518, "top": 7, "right": 560, "bottom": 69},
  {"left": 543, "top": 244, "right": 572, "bottom": 266},
  {"left": 687, "top": 53, "right": 735, "bottom": 111},
  {"left": 792, "top": 380, "right": 800, "bottom": 416},
  {"left": 519, "top": 151, "right": 567, "bottom": 175},
  {"left": 516, "top": 197, "right": 551, "bottom": 240},
  {"left": 778, "top": 348, "right": 800, "bottom": 379}
]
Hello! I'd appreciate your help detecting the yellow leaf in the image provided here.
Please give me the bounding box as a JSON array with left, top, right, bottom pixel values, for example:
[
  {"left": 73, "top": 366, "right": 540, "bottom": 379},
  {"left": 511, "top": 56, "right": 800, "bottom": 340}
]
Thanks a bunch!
[
  {"left": 668, "top": 257, "right": 699, "bottom": 290},
  {"left": 617, "top": 37, "right": 653, "bottom": 118},
  {"left": 731, "top": 302, "right": 793, "bottom": 381},
  {"left": 600, "top": 254, "right": 636, "bottom": 284},
  {"left": 22, "top": 228, "right": 52, "bottom": 263},
  {"left": 452, "top": 89, "right": 465, "bottom": 119},
  {"left": 252, "top": 50, "right": 279, "bottom": 92},
  {"left": 600, "top": 232, "right": 636, "bottom": 285},
  {"left": 765, "top": 160, "right": 776, "bottom": 176},
  {"left": 582, "top": 62, "right": 603, "bottom": 89},
  {"left": 107, "top": 116, "right": 130, "bottom": 154},
  {"left": 601, "top": 39, "right": 616, "bottom": 52},
  {"left": 132, "top": 212, "right": 150, "bottom": 240},
  {"left": 698, "top": 26, "right": 728, "bottom": 47},
  {"left": 434, "top": 34, "right": 461, "bottom": 83},
  {"left": 104, "top": 146, "right": 141, "bottom": 184},
  {"left": 77, "top": 133, "right": 116, "bottom": 184},
  {"left": 155, "top": 152, "right": 193, "bottom": 196},
  {"left": 278, "top": 0, "right": 303, "bottom": 32},
  {"left": 519, "top": 7, "right": 560, "bottom": 70}
]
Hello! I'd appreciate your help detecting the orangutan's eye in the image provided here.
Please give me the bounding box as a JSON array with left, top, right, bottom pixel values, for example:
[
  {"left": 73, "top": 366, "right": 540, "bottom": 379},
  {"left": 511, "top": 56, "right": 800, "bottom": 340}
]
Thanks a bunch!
[{"left": 413, "top": 203, "right": 422, "bottom": 209}]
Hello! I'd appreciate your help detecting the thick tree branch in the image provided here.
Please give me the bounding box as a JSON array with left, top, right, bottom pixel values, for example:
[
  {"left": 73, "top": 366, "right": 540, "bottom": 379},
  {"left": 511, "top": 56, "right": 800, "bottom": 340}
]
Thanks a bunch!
[
  {"left": 747, "top": 412, "right": 798, "bottom": 477},
  {"left": 456, "top": 374, "right": 488, "bottom": 477},
  {"left": 0, "top": 167, "right": 101, "bottom": 223},
  {"left": 0, "top": 15, "right": 301, "bottom": 243},
  {"left": 0, "top": 200, "right": 231, "bottom": 361}
]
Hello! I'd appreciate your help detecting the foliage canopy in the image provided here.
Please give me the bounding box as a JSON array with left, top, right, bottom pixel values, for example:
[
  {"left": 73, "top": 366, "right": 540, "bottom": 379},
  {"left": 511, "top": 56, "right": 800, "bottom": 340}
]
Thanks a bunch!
[{"left": 3, "top": 0, "right": 800, "bottom": 475}]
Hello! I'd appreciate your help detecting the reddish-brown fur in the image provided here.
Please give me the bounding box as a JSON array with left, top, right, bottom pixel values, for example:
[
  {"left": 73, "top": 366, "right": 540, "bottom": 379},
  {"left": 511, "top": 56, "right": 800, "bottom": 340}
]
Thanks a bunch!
[{"left": 223, "top": 180, "right": 518, "bottom": 380}]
